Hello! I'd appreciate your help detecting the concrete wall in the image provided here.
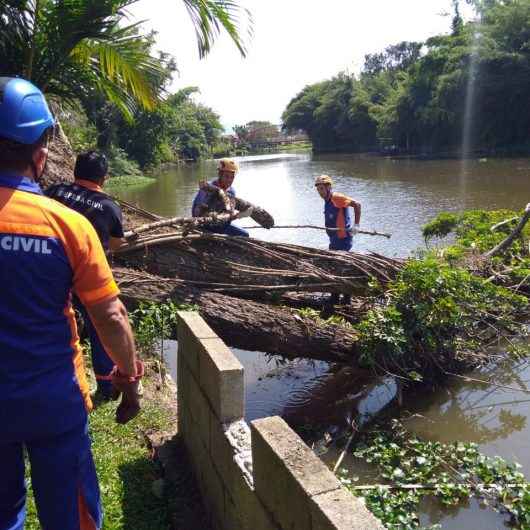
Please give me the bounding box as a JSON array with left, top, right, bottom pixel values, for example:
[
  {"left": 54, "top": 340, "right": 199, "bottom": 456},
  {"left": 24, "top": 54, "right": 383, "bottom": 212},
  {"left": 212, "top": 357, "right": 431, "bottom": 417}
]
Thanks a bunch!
[{"left": 177, "top": 311, "right": 383, "bottom": 530}]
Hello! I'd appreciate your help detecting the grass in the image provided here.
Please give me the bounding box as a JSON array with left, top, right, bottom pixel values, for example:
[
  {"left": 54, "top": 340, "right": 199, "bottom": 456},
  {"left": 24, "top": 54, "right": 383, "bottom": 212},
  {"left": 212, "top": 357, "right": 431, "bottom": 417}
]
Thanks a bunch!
[
  {"left": 24, "top": 362, "right": 177, "bottom": 530},
  {"left": 105, "top": 175, "right": 156, "bottom": 190},
  {"left": 275, "top": 141, "right": 312, "bottom": 152}
]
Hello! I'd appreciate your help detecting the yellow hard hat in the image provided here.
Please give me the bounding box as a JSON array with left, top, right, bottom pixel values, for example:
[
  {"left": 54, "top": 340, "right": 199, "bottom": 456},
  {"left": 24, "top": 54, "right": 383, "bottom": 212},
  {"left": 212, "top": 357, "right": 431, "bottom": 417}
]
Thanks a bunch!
[
  {"left": 218, "top": 158, "right": 239, "bottom": 173},
  {"left": 314, "top": 174, "right": 333, "bottom": 187}
]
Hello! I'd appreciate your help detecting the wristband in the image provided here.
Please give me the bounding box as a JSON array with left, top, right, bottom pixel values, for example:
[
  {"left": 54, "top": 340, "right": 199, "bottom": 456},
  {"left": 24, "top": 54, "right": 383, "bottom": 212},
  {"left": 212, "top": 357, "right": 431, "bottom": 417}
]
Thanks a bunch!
[{"left": 111, "top": 359, "right": 145, "bottom": 383}]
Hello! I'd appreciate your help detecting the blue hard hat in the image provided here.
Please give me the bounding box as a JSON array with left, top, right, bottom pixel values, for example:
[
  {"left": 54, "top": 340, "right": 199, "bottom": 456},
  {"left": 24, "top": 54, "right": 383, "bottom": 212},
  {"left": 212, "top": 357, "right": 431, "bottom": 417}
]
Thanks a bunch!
[{"left": 0, "top": 77, "right": 55, "bottom": 144}]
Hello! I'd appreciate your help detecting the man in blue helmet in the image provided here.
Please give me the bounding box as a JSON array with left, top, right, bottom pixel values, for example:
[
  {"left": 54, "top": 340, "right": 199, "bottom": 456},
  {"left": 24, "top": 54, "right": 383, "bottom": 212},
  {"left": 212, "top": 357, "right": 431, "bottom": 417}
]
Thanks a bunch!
[{"left": 0, "top": 77, "right": 142, "bottom": 530}]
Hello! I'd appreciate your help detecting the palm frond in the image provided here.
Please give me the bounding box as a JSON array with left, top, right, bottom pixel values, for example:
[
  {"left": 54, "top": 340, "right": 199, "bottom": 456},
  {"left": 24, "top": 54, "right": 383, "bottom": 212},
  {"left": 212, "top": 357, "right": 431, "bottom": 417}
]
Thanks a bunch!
[
  {"left": 75, "top": 23, "right": 165, "bottom": 112},
  {"left": 0, "top": 0, "right": 251, "bottom": 122},
  {"left": 0, "top": 0, "right": 33, "bottom": 74},
  {"left": 182, "top": 0, "right": 252, "bottom": 58}
]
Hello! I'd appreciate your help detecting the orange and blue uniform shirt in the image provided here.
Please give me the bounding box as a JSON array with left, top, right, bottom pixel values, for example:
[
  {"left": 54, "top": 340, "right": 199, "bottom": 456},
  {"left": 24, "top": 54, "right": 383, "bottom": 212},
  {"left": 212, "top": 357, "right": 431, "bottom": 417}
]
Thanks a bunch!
[
  {"left": 324, "top": 192, "right": 353, "bottom": 250},
  {"left": 0, "top": 174, "right": 119, "bottom": 442},
  {"left": 191, "top": 179, "right": 249, "bottom": 237}
]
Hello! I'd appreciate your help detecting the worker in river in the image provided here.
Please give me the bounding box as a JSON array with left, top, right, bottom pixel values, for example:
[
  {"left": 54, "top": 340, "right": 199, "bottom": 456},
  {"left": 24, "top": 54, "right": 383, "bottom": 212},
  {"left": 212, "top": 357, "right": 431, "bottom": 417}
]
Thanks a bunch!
[
  {"left": 191, "top": 158, "right": 250, "bottom": 237},
  {"left": 315, "top": 174, "right": 361, "bottom": 251},
  {"left": 0, "top": 77, "right": 142, "bottom": 530},
  {"left": 315, "top": 174, "right": 361, "bottom": 305},
  {"left": 46, "top": 150, "right": 127, "bottom": 401}
]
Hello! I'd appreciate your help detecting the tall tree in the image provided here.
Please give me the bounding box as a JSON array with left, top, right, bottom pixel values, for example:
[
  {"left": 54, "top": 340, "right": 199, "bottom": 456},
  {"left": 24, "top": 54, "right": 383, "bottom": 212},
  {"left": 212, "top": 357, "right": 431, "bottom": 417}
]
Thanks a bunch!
[{"left": 0, "top": 0, "right": 251, "bottom": 119}]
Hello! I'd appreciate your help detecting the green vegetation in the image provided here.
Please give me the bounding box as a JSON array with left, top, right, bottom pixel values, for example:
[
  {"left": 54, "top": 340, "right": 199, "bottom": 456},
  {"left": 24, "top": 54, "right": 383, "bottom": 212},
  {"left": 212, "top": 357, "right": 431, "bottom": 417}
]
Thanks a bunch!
[
  {"left": 130, "top": 300, "right": 194, "bottom": 357},
  {"left": 115, "top": 87, "right": 225, "bottom": 167},
  {"left": 334, "top": 208, "right": 530, "bottom": 527},
  {"left": 294, "top": 207, "right": 529, "bottom": 382},
  {"left": 423, "top": 208, "right": 530, "bottom": 287},
  {"left": 282, "top": 0, "right": 530, "bottom": 155},
  {"left": 0, "top": 0, "right": 166, "bottom": 119},
  {"left": 341, "top": 420, "right": 530, "bottom": 529},
  {"left": 356, "top": 207, "right": 529, "bottom": 379},
  {"left": 356, "top": 256, "right": 528, "bottom": 377},
  {"left": 0, "top": 0, "right": 249, "bottom": 119},
  {"left": 104, "top": 174, "right": 155, "bottom": 190},
  {"left": 0, "top": 0, "right": 251, "bottom": 174}
]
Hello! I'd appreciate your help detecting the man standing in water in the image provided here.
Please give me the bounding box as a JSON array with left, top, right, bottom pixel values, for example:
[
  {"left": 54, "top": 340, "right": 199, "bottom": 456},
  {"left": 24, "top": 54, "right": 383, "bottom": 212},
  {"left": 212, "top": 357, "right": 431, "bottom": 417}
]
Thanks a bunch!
[
  {"left": 315, "top": 174, "right": 361, "bottom": 304},
  {"left": 46, "top": 150, "right": 127, "bottom": 400},
  {"left": 191, "top": 158, "right": 250, "bottom": 237},
  {"left": 0, "top": 77, "right": 141, "bottom": 530}
]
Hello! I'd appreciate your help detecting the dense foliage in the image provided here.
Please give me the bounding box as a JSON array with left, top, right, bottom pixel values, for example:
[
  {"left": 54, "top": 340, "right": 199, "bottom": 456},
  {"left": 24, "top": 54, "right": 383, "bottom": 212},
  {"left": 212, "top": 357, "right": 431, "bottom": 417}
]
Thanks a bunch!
[
  {"left": 422, "top": 208, "right": 530, "bottom": 288},
  {"left": 0, "top": 0, "right": 251, "bottom": 173},
  {"left": 113, "top": 87, "right": 224, "bottom": 167},
  {"left": 0, "top": 0, "right": 249, "bottom": 119},
  {"left": 282, "top": 0, "right": 530, "bottom": 154},
  {"left": 350, "top": 206, "right": 530, "bottom": 380},
  {"left": 356, "top": 255, "right": 528, "bottom": 378}
]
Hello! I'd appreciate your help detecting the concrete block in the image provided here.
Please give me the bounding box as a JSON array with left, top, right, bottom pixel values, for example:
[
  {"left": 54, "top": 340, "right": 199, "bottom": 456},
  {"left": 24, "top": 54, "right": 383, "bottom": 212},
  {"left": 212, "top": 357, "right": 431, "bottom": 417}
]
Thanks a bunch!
[
  {"left": 234, "top": 481, "right": 280, "bottom": 530},
  {"left": 177, "top": 310, "right": 218, "bottom": 339},
  {"left": 210, "top": 419, "right": 253, "bottom": 496},
  {"left": 184, "top": 412, "right": 209, "bottom": 479},
  {"left": 177, "top": 399, "right": 188, "bottom": 440},
  {"left": 176, "top": 358, "right": 190, "bottom": 434},
  {"left": 251, "top": 416, "right": 342, "bottom": 530},
  {"left": 198, "top": 337, "right": 244, "bottom": 422},
  {"left": 177, "top": 311, "right": 217, "bottom": 377},
  {"left": 200, "top": 463, "right": 226, "bottom": 529},
  {"left": 187, "top": 372, "right": 212, "bottom": 450},
  {"left": 311, "top": 488, "right": 384, "bottom": 530},
  {"left": 224, "top": 495, "right": 244, "bottom": 530}
]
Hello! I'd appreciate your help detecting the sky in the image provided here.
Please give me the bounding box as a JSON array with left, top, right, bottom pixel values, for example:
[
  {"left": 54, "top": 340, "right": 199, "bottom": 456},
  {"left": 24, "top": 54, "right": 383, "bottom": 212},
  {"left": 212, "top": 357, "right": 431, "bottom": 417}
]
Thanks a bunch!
[{"left": 129, "top": 1, "right": 475, "bottom": 130}]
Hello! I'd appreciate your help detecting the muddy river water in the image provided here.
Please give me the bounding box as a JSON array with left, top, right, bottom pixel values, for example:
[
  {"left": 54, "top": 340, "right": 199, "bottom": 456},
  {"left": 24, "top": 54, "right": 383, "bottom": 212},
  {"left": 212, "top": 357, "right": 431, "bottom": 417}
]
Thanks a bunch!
[{"left": 115, "top": 153, "right": 530, "bottom": 529}]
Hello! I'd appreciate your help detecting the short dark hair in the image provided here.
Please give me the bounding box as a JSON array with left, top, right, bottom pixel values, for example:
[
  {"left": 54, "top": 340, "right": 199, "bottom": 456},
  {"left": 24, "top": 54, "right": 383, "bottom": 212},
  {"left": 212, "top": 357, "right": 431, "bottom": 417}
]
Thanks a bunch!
[
  {"left": 74, "top": 150, "right": 108, "bottom": 182},
  {"left": 0, "top": 130, "right": 51, "bottom": 172}
]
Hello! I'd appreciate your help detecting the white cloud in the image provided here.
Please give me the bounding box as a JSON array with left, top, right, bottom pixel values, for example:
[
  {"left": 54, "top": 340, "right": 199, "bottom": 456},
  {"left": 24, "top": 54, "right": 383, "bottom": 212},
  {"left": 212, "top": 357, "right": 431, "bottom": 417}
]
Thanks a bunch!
[{"left": 129, "top": 0, "right": 475, "bottom": 128}]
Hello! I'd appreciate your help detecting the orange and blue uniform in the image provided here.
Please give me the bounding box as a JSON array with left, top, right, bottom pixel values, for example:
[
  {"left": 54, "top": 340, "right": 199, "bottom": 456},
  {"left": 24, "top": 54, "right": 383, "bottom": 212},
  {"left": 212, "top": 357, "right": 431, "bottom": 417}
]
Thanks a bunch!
[
  {"left": 0, "top": 174, "right": 119, "bottom": 529},
  {"left": 46, "top": 178, "right": 125, "bottom": 396},
  {"left": 191, "top": 180, "right": 249, "bottom": 237},
  {"left": 325, "top": 192, "right": 353, "bottom": 251}
]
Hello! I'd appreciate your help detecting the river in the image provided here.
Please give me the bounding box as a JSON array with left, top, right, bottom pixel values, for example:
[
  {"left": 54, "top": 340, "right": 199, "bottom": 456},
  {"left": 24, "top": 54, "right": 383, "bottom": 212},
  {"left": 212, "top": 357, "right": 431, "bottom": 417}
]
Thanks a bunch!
[{"left": 113, "top": 153, "right": 530, "bottom": 529}]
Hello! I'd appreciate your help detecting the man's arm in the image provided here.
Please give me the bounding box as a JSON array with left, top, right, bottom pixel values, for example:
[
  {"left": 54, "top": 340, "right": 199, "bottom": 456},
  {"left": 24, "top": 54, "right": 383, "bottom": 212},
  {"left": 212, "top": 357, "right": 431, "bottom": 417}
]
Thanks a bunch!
[
  {"left": 86, "top": 296, "right": 137, "bottom": 376},
  {"left": 349, "top": 199, "right": 361, "bottom": 226},
  {"left": 108, "top": 237, "right": 128, "bottom": 252},
  {"left": 192, "top": 187, "right": 211, "bottom": 217},
  {"left": 108, "top": 201, "right": 126, "bottom": 252}
]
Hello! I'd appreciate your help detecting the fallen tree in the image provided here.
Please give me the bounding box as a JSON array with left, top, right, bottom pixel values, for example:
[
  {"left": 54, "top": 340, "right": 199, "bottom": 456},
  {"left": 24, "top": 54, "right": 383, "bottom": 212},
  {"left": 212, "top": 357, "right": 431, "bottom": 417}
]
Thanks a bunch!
[
  {"left": 114, "top": 267, "right": 362, "bottom": 363},
  {"left": 112, "top": 202, "right": 530, "bottom": 384},
  {"left": 115, "top": 231, "right": 402, "bottom": 296}
]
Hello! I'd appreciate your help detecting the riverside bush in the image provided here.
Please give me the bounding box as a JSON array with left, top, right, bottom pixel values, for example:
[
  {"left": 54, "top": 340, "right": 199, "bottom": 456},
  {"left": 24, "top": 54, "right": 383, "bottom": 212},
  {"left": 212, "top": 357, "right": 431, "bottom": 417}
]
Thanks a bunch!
[{"left": 356, "top": 256, "right": 528, "bottom": 377}]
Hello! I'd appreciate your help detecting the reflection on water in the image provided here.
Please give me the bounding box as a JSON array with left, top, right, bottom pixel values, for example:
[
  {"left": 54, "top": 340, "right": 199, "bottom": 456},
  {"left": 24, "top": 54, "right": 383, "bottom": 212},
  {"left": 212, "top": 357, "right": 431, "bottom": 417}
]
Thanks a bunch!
[
  {"left": 403, "top": 359, "right": 530, "bottom": 468},
  {"left": 121, "top": 153, "right": 530, "bottom": 530}
]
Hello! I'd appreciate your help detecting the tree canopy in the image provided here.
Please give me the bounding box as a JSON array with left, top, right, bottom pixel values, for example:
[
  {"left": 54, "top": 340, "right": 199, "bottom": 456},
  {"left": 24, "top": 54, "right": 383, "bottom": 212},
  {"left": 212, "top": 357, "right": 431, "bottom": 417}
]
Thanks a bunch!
[
  {"left": 0, "top": 0, "right": 251, "bottom": 120},
  {"left": 282, "top": 0, "right": 530, "bottom": 154}
]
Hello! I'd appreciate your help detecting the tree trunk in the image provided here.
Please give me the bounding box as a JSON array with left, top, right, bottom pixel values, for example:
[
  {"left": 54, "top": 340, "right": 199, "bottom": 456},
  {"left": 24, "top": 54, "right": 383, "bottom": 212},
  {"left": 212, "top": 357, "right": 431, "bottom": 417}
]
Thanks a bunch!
[{"left": 114, "top": 267, "right": 361, "bottom": 364}]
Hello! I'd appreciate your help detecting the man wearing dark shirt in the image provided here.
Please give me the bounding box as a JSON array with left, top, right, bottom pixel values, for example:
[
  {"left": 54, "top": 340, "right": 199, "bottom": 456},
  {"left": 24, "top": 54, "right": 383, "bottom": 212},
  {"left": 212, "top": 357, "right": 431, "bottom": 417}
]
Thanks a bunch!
[
  {"left": 46, "top": 151, "right": 126, "bottom": 398},
  {"left": 47, "top": 152, "right": 125, "bottom": 252}
]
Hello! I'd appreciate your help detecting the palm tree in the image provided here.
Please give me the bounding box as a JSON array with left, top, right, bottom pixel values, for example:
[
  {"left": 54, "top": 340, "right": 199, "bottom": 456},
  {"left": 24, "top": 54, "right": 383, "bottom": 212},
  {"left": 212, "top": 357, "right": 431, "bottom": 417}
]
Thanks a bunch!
[{"left": 0, "top": 0, "right": 251, "bottom": 119}]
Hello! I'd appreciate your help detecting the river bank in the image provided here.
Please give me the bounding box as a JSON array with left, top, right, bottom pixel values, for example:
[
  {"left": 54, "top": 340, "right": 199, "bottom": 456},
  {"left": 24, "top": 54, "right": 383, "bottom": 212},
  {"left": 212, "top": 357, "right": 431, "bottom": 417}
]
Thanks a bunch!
[{"left": 108, "top": 152, "right": 530, "bottom": 529}]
